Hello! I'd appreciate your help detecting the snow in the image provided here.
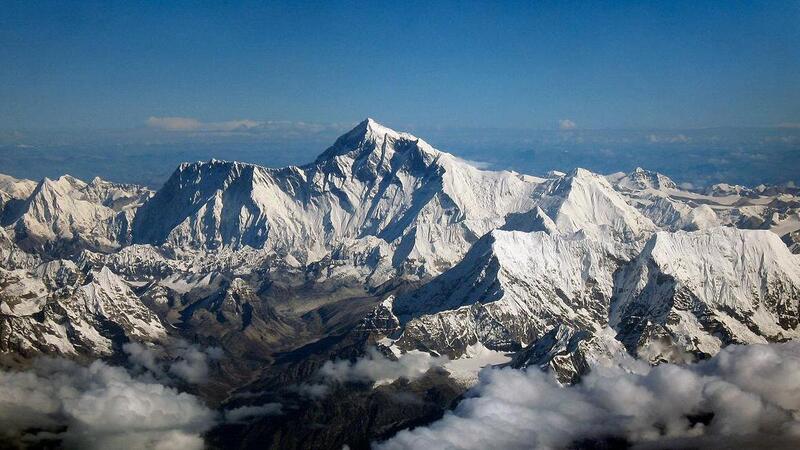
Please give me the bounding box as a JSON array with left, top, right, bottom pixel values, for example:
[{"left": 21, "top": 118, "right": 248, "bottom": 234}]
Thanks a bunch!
[
  {"left": 444, "top": 342, "right": 512, "bottom": 387},
  {"left": 131, "top": 118, "right": 543, "bottom": 278},
  {"left": 611, "top": 227, "right": 800, "bottom": 360},
  {"left": 536, "top": 168, "right": 657, "bottom": 239},
  {"left": 0, "top": 173, "right": 37, "bottom": 199},
  {"left": 2, "top": 118, "right": 800, "bottom": 378},
  {"left": 772, "top": 213, "right": 800, "bottom": 236}
]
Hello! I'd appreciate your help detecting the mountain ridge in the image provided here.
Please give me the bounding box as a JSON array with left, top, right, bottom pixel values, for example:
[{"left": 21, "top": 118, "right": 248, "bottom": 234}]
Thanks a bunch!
[{"left": 1, "top": 119, "right": 800, "bottom": 448}]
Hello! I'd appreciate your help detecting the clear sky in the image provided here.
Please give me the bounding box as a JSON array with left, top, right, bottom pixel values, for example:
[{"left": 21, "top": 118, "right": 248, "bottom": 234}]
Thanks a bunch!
[{"left": 2, "top": 0, "right": 799, "bottom": 131}]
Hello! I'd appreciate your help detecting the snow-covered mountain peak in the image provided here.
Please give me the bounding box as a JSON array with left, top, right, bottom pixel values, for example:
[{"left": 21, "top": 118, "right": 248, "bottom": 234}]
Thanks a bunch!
[
  {"left": 0, "top": 174, "right": 37, "bottom": 201},
  {"left": 391, "top": 227, "right": 626, "bottom": 357},
  {"left": 536, "top": 167, "right": 657, "bottom": 239},
  {"left": 611, "top": 226, "right": 800, "bottom": 360},
  {"left": 129, "top": 120, "right": 545, "bottom": 276},
  {"left": 35, "top": 174, "right": 84, "bottom": 196},
  {"left": 567, "top": 167, "right": 596, "bottom": 179},
  {"left": 314, "top": 119, "right": 439, "bottom": 170},
  {"left": 3, "top": 173, "right": 150, "bottom": 256},
  {"left": 616, "top": 167, "right": 677, "bottom": 191}
]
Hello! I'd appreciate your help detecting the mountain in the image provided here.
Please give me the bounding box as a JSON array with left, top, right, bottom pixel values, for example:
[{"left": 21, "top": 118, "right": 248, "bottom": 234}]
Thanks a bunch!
[
  {"left": 1, "top": 119, "right": 800, "bottom": 449},
  {"left": 611, "top": 227, "right": 800, "bottom": 362},
  {"left": 1, "top": 120, "right": 798, "bottom": 367},
  {"left": 0, "top": 261, "right": 164, "bottom": 357},
  {"left": 610, "top": 166, "right": 800, "bottom": 235},
  {"left": 533, "top": 168, "right": 656, "bottom": 239},
  {"left": 390, "top": 229, "right": 625, "bottom": 358},
  {"left": 614, "top": 166, "right": 677, "bottom": 191},
  {"left": 132, "top": 118, "right": 542, "bottom": 278},
  {"left": 0, "top": 173, "right": 36, "bottom": 207},
  {"left": 1, "top": 175, "right": 150, "bottom": 257}
]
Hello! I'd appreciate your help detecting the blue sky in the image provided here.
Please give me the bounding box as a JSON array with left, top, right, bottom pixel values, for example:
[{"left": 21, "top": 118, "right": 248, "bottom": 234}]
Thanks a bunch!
[
  {"left": 1, "top": 1, "right": 799, "bottom": 188},
  {"left": 2, "top": 0, "right": 799, "bottom": 131}
]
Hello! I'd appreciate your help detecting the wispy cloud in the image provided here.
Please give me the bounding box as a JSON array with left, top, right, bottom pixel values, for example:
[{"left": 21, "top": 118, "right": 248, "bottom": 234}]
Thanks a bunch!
[
  {"left": 558, "top": 119, "right": 577, "bottom": 130},
  {"left": 647, "top": 133, "right": 691, "bottom": 144},
  {"left": 144, "top": 116, "right": 351, "bottom": 137},
  {"left": 223, "top": 403, "right": 283, "bottom": 423},
  {"left": 124, "top": 340, "right": 224, "bottom": 384},
  {"left": 293, "top": 348, "right": 449, "bottom": 398},
  {"left": 146, "top": 116, "right": 261, "bottom": 132},
  {"left": 455, "top": 157, "right": 493, "bottom": 170},
  {"left": 319, "top": 348, "right": 447, "bottom": 386}
]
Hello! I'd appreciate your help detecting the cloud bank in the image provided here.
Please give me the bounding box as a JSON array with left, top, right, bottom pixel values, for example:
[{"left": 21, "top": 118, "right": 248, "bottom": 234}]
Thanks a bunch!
[
  {"left": 0, "top": 358, "right": 216, "bottom": 449},
  {"left": 377, "top": 342, "right": 800, "bottom": 449}
]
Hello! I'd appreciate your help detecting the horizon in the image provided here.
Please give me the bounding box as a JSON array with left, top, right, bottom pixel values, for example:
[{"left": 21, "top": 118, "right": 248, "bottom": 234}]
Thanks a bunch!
[
  {"left": 2, "top": 1, "right": 799, "bottom": 187},
  {"left": 1, "top": 116, "right": 799, "bottom": 189}
]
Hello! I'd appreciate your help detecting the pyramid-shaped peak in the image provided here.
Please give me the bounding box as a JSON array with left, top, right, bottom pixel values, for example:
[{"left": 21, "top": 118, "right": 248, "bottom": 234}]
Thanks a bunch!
[
  {"left": 352, "top": 118, "right": 413, "bottom": 141},
  {"left": 315, "top": 118, "right": 436, "bottom": 164},
  {"left": 566, "top": 167, "right": 600, "bottom": 179}
]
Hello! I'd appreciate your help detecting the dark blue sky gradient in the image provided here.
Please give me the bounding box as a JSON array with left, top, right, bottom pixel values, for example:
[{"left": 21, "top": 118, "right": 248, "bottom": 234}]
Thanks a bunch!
[{"left": 2, "top": 1, "right": 799, "bottom": 130}]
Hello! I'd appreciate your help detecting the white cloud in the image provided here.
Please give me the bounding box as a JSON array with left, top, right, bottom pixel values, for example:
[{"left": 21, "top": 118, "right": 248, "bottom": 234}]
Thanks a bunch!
[
  {"left": 559, "top": 119, "right": 577, "bottom": 130},
  {"left": 223, "top": 403, "right": 282, "bottom": 423},
  {"left": 289, "top": 348, "right": 448, "bottom": 400},
  {"left": 168, "top": 345, "right": 214, "bottom": 383},
  {"left": 144, "top": 116, "right": 352, "bottom": 138},
  {"left": 146, "top": 116, "right": 204, "bottom": 131},
  {"left": 377, "top": 342, "right": 800, "bottom": 449},
  {"left": 0, "top": 358, "right": 217, "bottom": 449},
  {"left": 454, "top": 157, "right": 493, "bottom": 170},
  {"left": 146, "top": 116, "right": 262, "bottom": 132},
  {"left": 124, "top": 341, "right": 163, "bottom": 374},
  {"left": 647, "top": 133, "right": 691, "bottom": 144},
  {"left": 319, "top": 348, "right": 448, "bottom": 386},
  {"left": 124, "top": 341, "right": 223, "bottom": 384},
  {"left": 292, "top": 382, "right": 331, "bottom": 399}
]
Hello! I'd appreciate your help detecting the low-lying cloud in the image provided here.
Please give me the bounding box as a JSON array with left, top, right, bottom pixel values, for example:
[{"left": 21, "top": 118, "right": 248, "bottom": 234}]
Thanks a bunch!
[
  {"left": 0, "top": 358, "right": 216, "bottom": 449},
  {"left": 377, "top": 342, "right": 800, "bottom": 449},
  {"left": 124, "top": 340, "right": 223, "bottom": 384},
  {"left": 223, "top": 403, "right": 283, "bottom": 423},
  {"left": 295, "top": 348, "right": 448, "bottom": 398},
  {"left": 319, "top": 348, "right": 448, "bottom": 385}
]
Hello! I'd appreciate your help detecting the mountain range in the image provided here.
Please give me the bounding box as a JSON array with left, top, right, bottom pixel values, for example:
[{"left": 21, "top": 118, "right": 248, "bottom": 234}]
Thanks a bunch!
[{"left": 1, "top": 119, "right": 800, "bottom": 448}]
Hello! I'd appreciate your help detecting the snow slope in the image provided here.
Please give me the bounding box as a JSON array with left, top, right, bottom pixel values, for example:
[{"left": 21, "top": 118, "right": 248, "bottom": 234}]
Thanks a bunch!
[
  {"left": 132, "top": 119, "right": 542, "bottom": 277},
  {"left": 612, "top": 227, "right": 800, "bottom": 361}
]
